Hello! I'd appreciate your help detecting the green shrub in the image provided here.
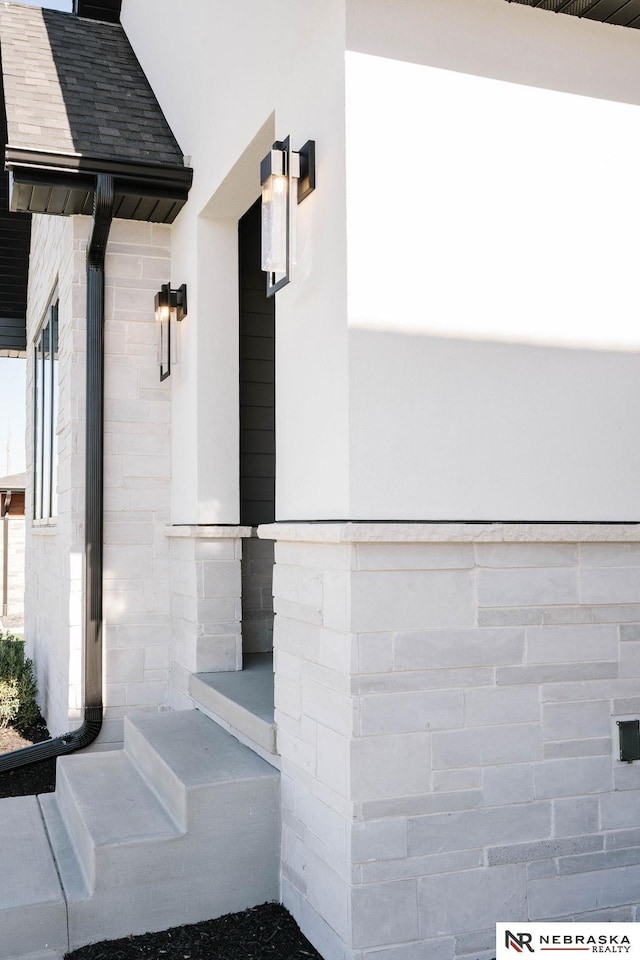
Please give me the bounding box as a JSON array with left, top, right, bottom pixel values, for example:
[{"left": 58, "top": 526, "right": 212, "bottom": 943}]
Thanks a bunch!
[
  {"left": 0, "top": 678, "right": 19, "bottom": 727},
  {"left": 0, "top": 632, "right": 40, "bottom": 730}
]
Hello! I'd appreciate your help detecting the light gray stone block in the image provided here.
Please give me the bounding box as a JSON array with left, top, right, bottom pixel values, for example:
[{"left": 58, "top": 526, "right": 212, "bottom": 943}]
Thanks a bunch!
[
  {"left": 482, "top": 763, "right": 535, "bottom": 806},
  {"left": 497, "top": 662, "right": 617, "bottom": 685},
  {"left": 351, "top": 733, "right": 430, "bottom": 800},
  {"left": 360, "top": 690, "right": 463, "bottom": 736},
  {"left": 454, "top": 928, "right": 495, "bottom": 956},
  {"left": 534, "top": 757, "right": 612, "bottom": 798},
  {"left": 543, "top": 700, "right": 610, "bottom": 742},
  {"left": 476, "top": 544, "right": 577, "bottom": 568},
  {"left": 356, "top": 542, "right": 474, "bottom": 571},
  {"left": 433, "top": 769, "right": 481, "bottom": 793},
  {"left": 553, "top": 797, "right": 599, "bottom": 837},
  {"left": 528, "top": 860, "right": 557, "bottom": 879},
  {"left": 395, "top": 628, "right": 524, "bottom": 671},
  {"left": 360, "top": 849, "right": 483, "bottom": 883},
  {"left": 528, "top": 863, "right": 640, "bottom": 919},
  {"left": 605, "top": 828, "right": 640, "bottom": 850},
  {"left": 620, "top": 624, "right": 640, "bottom": 641},
  {"left": 526, "top": 625, "right": 618, "bottom": 663},
  {"left": 351, "top": 819, "right": 408, "bottom": 863},
  {"left": 477, "top": 568, "right": 578, "bottom": 608},
  {"left": 418, "top": 865, "right": 527, "bottom": 938},
  {"left": 487, "top": 834, "right": 603, "bottom": 866},
  {"left": 431, "top": 723, "right": 541, "bottom": 769},
  {"left": 352, "top": 880, "right": 419, "bottom": 949},
  {"left": 580, "top": 568, "right": 640, "bottom": 604},
  {"left": 353, "top": 667, "right": 494, "bottom": 696},
  {"left": 465, "top": 686, "right": 540, "bottom": 726},
  {"left": 478, "top": 607, "right": 544, "bottom": 627},
  {"left": 541, "top": 678, "right": 639, "bottom": 703},
  {"left": 317, "top": 724, "right": 348, "bottom": 795},
  {"left": 580, "top": 544, "right": 640, "bottom": 567},
  {"left": 544, "top": 604, "right": 640, "bottom": 625},
  {"left": 359, "top": 635, "right": 394, "bottom": 674},
  {"left": 619, "top": 643, "right": 640, "bottom": 677},
  {"left": 359, "top": 789, "right": 481, "bottom": 821},
  {"left": 613, "top": 696, "right": 640, "bottom": 714},
  {"left": 351, "top": 570, "right": 475, "bottom": 632},
  {"left": 362, "top": 938, "right": 454, "bottom": 960},
  {"left": 304, "top": 679, "right": 353, "bottom": 736},
  {"left": 544, "top": 738, "right": 610, "bottom": 760},
  {"left": 408, "top": 803, "right": 551, "bottom": 856},
  {"left": 600, "top": 789, "right": 640, "bottom": 830},
  {"left": 613, "top": 763, "right": 640, "bottom": 791},
  {"left": 558, "top": 847, "right": 640, "bottom": 875}
]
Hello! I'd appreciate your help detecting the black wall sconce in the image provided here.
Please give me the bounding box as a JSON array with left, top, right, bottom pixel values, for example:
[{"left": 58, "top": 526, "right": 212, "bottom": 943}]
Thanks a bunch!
[
  {"left": 617, "top": 719, "right": 640, "bottom": 763},
  {"left": 260, "top": 137, "right": 315, "bottom": 297},
  {"left": 155, "top": 282, "right": 187, "bottom": 381}
]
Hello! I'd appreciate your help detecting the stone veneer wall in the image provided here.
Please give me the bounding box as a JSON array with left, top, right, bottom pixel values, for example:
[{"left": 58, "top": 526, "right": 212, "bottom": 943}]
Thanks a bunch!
[
  {"left": 0, "top": 517, "right": 25, "bottom": 627},
  {"left": 265, "top": 523, "right": 640, "bottom": 960},
  {"left": 167, "top": 526, "right": 249, "bottom": 709},
  {"left": 25, "top": 214, "right": 173, "bottom": 741}
]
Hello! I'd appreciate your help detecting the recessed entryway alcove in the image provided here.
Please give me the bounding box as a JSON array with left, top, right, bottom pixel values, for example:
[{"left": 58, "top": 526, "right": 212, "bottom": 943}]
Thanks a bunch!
[{"left": 185, "top": 117, "right": 277, "bottom": 763}]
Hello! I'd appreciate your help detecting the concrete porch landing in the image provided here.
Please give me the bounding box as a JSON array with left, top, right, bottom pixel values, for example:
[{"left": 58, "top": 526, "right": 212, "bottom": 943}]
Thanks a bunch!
[
  {"left": 0, "top": 709, "right": 280, "bottom": 958},
  {"left": 189, "top": 653, "right": 277, "bottom": 759}
]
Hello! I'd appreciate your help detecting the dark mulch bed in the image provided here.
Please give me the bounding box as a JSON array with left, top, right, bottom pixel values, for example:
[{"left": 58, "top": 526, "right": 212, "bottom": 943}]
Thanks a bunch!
[
  {"left": 0, "top": 724, "right": 321, "bottom": 960},
  {"left": 0, "top": 716, "right": 56, "bottom": 797},
  {"left": 66, "top": 903, "right": 322, "bottom": 960}
]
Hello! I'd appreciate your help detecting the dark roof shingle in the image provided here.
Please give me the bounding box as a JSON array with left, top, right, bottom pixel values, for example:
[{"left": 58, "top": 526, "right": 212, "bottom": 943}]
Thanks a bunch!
[{"left": 0, "top": 2, "right": 185, "bottom": 167}]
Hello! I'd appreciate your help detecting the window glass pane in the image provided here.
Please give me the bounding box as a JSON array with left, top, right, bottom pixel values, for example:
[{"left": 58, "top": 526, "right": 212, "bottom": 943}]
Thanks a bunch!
[
  {"left": 42, "top": 319, "right": 51, "bottom": 520},
  {"left": 51, "top": 304, "right": 59, "bottom": 519},
  {"left": 33, "top": 296, "right": 59, "bottom": 522},
  {"left": 34, "top": 332, "right": 43, "bottom": 521}
]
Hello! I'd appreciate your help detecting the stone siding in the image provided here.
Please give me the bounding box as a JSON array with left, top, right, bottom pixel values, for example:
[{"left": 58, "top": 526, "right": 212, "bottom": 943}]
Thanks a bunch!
[
  {"left": 167, "top": 526, "right": 248, "bottom": 710},
  {"left": 25, "top": 214, "right": 173, "bottom": 741},
  {"left": 267, "top": 524, "right": 640, "bottom": 960}
]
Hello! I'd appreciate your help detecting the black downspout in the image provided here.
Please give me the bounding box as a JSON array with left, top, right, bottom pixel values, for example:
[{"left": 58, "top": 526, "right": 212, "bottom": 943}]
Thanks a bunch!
[{"left": 0, "top": 173, "right": 114, "bottom": 772}]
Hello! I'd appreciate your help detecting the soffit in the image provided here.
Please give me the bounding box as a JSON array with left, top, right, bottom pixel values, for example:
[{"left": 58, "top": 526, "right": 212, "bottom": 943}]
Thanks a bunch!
[{"left": 505, "top": 0, "right": 640, "bottom": 30}]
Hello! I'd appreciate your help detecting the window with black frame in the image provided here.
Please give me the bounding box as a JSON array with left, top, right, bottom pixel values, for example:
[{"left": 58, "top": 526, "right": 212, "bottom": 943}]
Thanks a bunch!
[{"left": 33, "top": 296, "right": 59, "bottom": 522}]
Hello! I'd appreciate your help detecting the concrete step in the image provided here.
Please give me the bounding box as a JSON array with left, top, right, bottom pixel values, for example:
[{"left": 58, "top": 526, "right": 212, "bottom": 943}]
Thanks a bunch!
[
  {"left": 189, "top": 652, "right": 277, "bottom": 759},
  {"left": 42, "top": 709, "right": 281, "bottom": 951},
  {"left": 0, "top": 796, "right": 67, "bottom": 959},
  {"left": 53, "top": 749, "right": 180, "bottom": 890},
  {"left": 124, "top": 707, "right": 279, "bottom": 829}
]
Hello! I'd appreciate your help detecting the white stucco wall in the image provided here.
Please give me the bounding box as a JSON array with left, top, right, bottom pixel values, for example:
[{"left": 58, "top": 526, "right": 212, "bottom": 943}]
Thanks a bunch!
[
  {"left": 345, "top": 0, "right": 640, "bottom": 521},
  {"left": 122, "top": 0, "right": 350, "bottom": 523}
]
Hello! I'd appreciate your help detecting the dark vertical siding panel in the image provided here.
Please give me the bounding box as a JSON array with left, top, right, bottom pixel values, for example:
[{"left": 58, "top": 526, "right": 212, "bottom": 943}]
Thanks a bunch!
[{"left": 239, "top": 199, "right": 275, "bottom": 526}]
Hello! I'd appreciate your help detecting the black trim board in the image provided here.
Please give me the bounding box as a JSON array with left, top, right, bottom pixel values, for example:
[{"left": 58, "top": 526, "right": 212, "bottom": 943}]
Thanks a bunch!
[{"left": 6, "top": 149, "right": 192, "bottom": 224}]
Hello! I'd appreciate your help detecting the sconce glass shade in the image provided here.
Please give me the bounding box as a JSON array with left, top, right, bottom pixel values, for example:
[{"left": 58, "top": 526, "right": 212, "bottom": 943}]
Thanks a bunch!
[
  {"left": 155, "top": 283, "right": 187, "bottom": 382},
  {"left": 260, "top": 138, "right": 315, "bottom": 297},
  {"left": 261, "top": 172, "right": 288, "bottom": 275}
]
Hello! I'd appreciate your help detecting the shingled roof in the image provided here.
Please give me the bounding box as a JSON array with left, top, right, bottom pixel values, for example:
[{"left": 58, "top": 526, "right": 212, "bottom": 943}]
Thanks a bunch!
[{"left": 0, "top": 1, "right": 184, "bottom": 167}]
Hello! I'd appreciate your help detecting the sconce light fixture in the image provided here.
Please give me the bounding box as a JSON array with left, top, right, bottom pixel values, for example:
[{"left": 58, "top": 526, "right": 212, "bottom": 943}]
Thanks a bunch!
[
  {"left": 260, "top": 137, "right": 315, "bottom": 297},
  {"left": 155, "top": 282, "right": 187, "bottom": 381}
]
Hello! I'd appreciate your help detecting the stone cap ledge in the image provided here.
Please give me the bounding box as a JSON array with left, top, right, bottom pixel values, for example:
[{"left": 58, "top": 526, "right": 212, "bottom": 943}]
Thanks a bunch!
[
  {"left": 164, "top": 525, "right": 252, "bottom": 539},
  {"left": 258, "top": 521, "right": 640, "bottom": 544}
]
